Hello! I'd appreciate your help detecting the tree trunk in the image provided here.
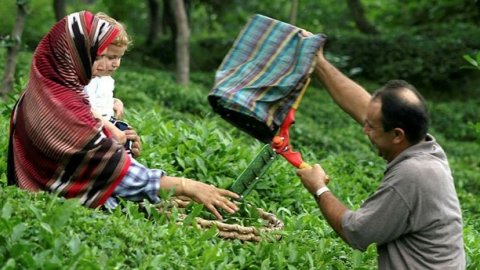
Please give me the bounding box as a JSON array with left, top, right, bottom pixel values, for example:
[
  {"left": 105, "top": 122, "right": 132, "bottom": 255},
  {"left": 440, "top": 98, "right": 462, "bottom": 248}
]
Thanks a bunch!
[
  {"left": 346, "top": 0, "right": 379, "bottom": 35},
  {"left": 1, "top": 2, "right": 27, "bottom": 97},
  {"left": 146, "top": 0, "right": 160, "bottom": 45},
  {"left": 170, "top": 0, "right": 190, "bottom": 85},
  {"left": 289, "top": 0, "right": 298, "bottom": 25},
  {"left": 53, "top": 0, "right": 66, "bottom": 21},
  {"left": 163, "top": 0, "right": 176, "bottom": 43}
]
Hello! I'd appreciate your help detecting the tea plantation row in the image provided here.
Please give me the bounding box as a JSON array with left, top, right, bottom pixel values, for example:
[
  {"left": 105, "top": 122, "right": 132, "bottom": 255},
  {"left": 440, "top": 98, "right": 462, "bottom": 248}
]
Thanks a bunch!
[{"left": 0, "top": 56, "right": 479, "bottom": 268}]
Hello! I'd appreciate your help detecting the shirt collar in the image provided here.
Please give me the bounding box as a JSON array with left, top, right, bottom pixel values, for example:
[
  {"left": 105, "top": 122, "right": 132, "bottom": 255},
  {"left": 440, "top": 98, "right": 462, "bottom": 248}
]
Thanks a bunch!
[{"left": 385, "top": 134, "right": 441, "bottom": 174}]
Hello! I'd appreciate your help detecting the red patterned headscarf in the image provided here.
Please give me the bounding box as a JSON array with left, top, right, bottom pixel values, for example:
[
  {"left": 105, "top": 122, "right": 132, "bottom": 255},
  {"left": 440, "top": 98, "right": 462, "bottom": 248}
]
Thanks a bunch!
[{"left": 7, "top": 11, "right": 131, "bottom": 208}]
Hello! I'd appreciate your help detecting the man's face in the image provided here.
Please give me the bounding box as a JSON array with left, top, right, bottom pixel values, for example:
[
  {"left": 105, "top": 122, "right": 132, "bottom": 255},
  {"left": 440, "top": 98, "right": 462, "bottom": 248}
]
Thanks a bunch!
[
  {"left": 363, "top": 99, "right": 396, "bottom": 161},
  {"left": 92, "top": 44, "right": 127, "bottom": 77}
]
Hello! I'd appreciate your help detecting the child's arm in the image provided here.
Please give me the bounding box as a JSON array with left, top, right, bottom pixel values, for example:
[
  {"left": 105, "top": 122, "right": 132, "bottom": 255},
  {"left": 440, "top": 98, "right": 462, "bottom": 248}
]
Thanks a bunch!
[
  {"left": 91, "top": 110, "right": 127, "bottom": 145},
  {"left": 113, "top": 98, "right": 124, "bottom": 119}
]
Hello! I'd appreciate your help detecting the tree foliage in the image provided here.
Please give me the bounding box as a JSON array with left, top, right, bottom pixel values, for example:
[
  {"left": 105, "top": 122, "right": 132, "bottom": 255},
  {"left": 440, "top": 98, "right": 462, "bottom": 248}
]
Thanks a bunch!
[{"left": 1, "top": 0, "right": 480, "bottom": 92}]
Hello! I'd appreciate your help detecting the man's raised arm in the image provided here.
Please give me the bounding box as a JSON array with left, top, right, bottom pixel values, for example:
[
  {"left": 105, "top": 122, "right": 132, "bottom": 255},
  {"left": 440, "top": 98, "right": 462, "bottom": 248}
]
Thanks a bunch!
[{"left": 314, "top": 50, "right": 371, "bottom": 125}]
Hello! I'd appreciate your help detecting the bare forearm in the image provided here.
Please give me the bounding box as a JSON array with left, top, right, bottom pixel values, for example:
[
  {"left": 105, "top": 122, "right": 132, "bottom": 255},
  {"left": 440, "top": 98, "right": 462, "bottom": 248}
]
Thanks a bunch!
[
  {"left": 160, "top": 175, "right": 188, "bottom": 196},
  {"left": 316, "top": 192, "right": 349, "bottom": 242},
  {"left": 297, "top": 165, "right": 350, "bottom": 243},
  {"left": 92, "top": 110, "right": 126, "bottom": 144},
  {"left": 314, "top": 58, "right": 371, "bottom": 125}
]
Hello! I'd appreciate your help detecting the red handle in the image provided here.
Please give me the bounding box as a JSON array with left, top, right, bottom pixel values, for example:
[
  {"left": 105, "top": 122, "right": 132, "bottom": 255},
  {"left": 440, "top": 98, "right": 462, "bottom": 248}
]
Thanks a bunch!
[{"left": 271, "top": 109, "right": 307, "bottom": 168}]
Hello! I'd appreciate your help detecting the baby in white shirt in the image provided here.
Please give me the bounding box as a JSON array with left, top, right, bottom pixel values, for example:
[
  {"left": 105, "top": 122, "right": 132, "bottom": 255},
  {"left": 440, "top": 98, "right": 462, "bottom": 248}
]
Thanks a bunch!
[
  {"left": 85, "top": 75, "right": 116, "bottom": 119},
  {"left": 85, "top": 28, "right": 132, "bottom": 155}
]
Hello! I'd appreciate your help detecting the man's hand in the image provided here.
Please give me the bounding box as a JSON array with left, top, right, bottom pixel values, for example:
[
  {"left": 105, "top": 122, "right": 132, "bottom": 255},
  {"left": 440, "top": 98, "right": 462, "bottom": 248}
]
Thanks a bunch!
[
  {"left": 300, "top": 29, "right": 327, "bottom": 66},
  {"left": 296, "top": 164, "right": 328, "bottom": 195}
]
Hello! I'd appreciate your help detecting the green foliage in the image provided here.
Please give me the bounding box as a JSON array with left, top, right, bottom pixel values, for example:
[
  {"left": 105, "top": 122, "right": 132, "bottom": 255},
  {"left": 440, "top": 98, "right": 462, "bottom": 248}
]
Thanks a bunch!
[
  {"left": 363, "top": 0, "right": 480, "bottom": 30},
  {"left": 140, "top": 35, "right": 234, "bottom": 72},
  {"left": 463, "top": 51, "right": 480, "bottom": 71},
  {"left": 113, "top": 66, "right": 212, "bottom": 117},
  {"left": 462, "top": 50, "right": 480, "bottom": 140},
  {"left": 1, "top": 1, "right": 480, "bottom": 267},
  {"left": 472, "top": 122, "right": 480, "bottom": 139},
  {"left": 11, "top": 0, "right": 54, "bottom": 49},
  {"left": 0, "top": 1, "right": 17, "bottom": 39},
  {"left": 429, "top": 100, "right": 480, "bottom": 141},
  {"left": 326, "top": 23, "right": 480, "bottom": 90},
  {"left": 3, "top": 0, "right": 477, "bottom": 92},
  {"left": 2, "top": 58, "right": 479, "bottom": 268}
]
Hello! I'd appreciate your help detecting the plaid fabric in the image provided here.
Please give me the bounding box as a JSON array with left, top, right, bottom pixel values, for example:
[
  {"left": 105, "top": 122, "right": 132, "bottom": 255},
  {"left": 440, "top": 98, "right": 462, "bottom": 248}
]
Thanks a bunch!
[
  {"left": 209, "top": 14, "right": 326, "bottom": 142},
  {"left": 104, "top": 159, "right": 163, "bottom": 209}
]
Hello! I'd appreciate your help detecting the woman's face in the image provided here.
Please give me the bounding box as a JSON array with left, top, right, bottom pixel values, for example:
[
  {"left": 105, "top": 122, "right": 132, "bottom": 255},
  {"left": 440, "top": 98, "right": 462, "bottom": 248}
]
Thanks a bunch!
[{"left": 92, "top": 44, "right": 127, "bottom": 77}]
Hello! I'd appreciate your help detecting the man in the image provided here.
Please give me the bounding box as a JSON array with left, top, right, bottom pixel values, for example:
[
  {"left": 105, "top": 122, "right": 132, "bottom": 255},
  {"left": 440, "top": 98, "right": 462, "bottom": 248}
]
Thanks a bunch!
[{"left": 296, "top": 41, "right": 466, "bottom": 268}]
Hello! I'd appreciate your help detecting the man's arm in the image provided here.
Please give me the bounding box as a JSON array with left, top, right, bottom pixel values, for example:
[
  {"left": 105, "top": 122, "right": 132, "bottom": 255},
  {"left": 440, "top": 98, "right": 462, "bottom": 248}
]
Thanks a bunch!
[
  {"left": 296, "top": 165, "right": 350, "bottom": 243},
  {"left": 315, "top": 191, "right": 349, "bottom": 242},
  {"left": 314, "top": 52, "right": 371, "bottom": 125}
]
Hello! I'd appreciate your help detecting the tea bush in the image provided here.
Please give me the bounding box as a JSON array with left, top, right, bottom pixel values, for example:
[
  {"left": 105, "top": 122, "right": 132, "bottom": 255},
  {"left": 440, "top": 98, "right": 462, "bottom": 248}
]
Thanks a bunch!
[
  {"left": 429, "top": 100, "right": 480, "bottom": 142},
  {"left": 1, "top": 61, "right": 479, "bottom": 269}
]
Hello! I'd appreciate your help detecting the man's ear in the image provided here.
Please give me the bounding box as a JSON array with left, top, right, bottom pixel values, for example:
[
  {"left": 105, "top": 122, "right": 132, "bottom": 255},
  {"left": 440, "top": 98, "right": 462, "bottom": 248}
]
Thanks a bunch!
[{"left": 392, "top": 128, "right": 406, "bottom": 144}]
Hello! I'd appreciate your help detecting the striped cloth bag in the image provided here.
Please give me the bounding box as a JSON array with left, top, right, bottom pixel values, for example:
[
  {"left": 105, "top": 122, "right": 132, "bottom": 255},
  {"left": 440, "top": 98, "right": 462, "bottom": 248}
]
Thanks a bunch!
[{"left": 209, "top": 14, "right": 326, "bottom": 143}]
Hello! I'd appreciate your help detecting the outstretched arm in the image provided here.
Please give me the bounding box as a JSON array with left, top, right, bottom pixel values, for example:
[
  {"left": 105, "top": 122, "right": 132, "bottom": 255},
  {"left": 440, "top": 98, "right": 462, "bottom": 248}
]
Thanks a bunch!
[{"left": 160, "top": 176, "right": 240, "bottom": 220}]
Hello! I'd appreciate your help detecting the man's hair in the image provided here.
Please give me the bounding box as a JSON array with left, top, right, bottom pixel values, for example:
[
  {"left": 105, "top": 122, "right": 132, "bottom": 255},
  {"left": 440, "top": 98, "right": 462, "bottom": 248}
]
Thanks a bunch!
[
  {"left": 372, "top": 80, "right": 429, "bottom": 144},
  {"left": 95, "top": 12, "right": 132, "bottom": 48}
]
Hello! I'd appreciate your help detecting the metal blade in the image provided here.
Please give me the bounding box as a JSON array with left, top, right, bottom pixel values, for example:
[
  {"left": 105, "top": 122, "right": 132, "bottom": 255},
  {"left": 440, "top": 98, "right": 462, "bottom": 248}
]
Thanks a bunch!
[{"left": 229, "top": 144, "right": 278, "bottom": 199}]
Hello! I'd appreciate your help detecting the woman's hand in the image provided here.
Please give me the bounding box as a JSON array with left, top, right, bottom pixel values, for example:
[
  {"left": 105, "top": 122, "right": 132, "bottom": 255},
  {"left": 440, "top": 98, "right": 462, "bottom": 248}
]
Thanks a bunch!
[
  {"left": 124, "top": 128, "right": 142, "bottom": 157},
  {"left": 185, "top": 180, "right": 240, "bottom": 220},
  {"left": 164, "top": 177, "right": 240, "bottom": 220}
]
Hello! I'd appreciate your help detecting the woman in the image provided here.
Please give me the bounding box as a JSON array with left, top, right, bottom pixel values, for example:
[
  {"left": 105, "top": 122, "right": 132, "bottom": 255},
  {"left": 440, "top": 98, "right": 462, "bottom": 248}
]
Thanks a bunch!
[{"left": 7, "top": 11, "right": 238, "bottom": 220}]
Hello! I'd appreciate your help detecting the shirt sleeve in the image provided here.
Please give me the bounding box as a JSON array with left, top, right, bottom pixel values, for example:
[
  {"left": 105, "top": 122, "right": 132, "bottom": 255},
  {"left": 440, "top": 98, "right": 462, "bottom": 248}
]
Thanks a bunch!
[{"left": 341, "top": 186, "right": 411, "bottom": 251}]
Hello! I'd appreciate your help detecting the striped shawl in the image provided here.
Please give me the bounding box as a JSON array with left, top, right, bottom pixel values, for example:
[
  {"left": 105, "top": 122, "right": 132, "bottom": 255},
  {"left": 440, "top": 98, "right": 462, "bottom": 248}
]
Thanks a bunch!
[
  {"left": 209, "top": 14, "right": 326, "bottom": 143},
  {"left": 7, "top": 11, "right": 131, "bottom": 208}
]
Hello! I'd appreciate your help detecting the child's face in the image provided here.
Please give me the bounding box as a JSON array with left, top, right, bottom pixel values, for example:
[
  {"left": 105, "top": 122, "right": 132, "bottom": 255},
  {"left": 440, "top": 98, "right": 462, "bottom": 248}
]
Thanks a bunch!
[{"left": 92, "top": 44, "right": 127, "bottom": 77}]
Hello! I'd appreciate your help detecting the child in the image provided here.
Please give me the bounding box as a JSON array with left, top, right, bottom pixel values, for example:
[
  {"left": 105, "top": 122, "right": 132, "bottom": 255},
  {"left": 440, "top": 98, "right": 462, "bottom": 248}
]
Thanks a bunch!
[{"left": 85, "top": 12, "right": 133, "bottom": 154}]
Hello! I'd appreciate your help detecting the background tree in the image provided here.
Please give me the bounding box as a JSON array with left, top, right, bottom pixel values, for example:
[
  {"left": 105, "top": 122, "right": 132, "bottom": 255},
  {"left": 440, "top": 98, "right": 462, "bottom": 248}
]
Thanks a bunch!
[
  {"left": 53, "top": 0, "right": 66, "bottom": 21},
  {"left": 2, "top": 0, "right": 479, "bottom": 90},
  {"left": 346, "top": 0, "right": 378, "bottom": 34},
  {"left": 162, "top": 0, "right": 177, "bottom": 48},
  {"left": 289, "top": 0, "right": 298, "bottom": 25},
  {"left": 146, "top": 0, "right": 161, "bottom": 46},
  {"left": 171, "top": 0, "right": 190, "bottom": 85},
  {"left": 1, "top": 0, "right": 28, "bottom": 98}
]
